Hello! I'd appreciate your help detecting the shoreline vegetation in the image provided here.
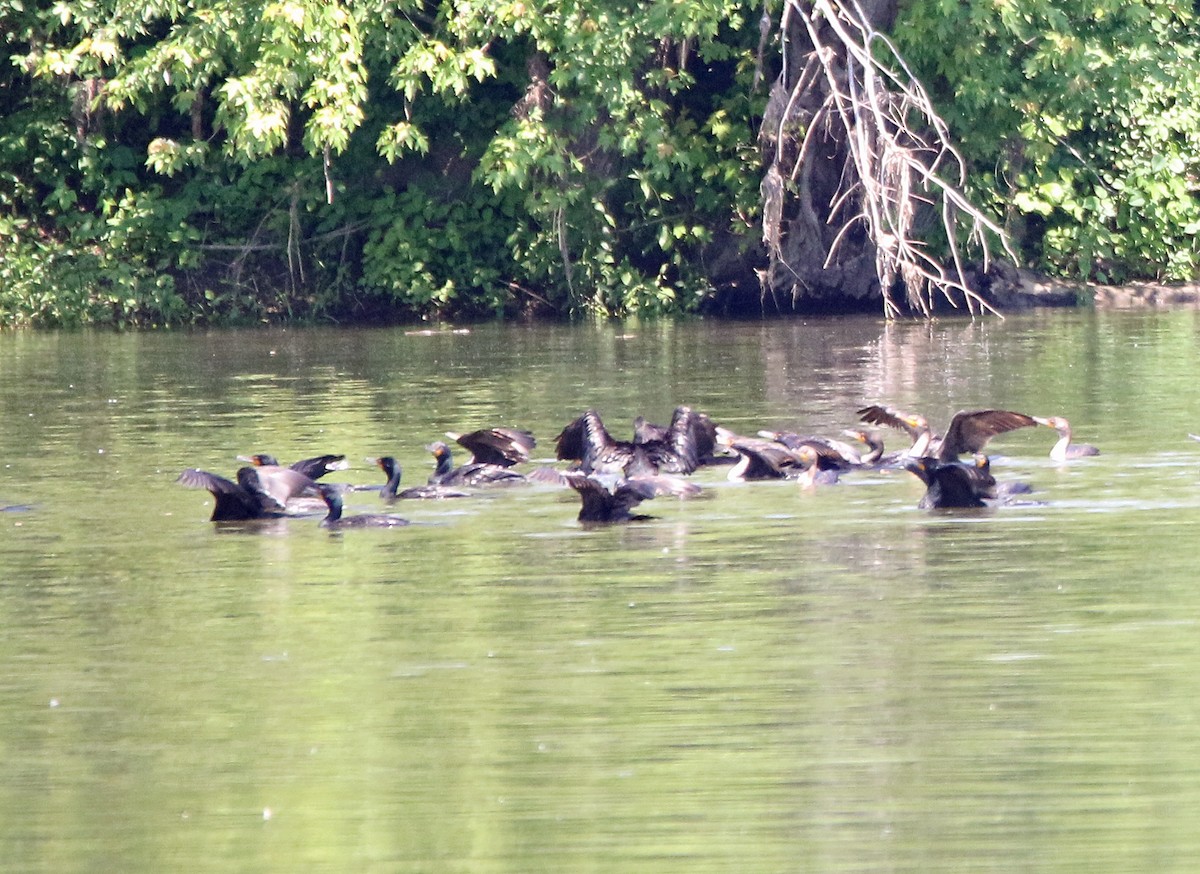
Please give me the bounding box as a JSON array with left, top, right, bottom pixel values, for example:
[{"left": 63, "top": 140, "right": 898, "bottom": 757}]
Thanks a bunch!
[{"left": 2, "top": 0, "right": 1197, "bottom": 328}]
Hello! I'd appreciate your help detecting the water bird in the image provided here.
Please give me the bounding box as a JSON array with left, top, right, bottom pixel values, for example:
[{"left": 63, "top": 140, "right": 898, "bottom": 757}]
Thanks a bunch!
[
  {"left": 238, "top": 453, "right": 349, "bottom": 481},
  {"left": 554, "top": 409, "right": 647, "bottom": 475},
  {"left": 633, "top": 406, "right": 721, "bottom": 471},
  {"left": 902, "top": 455, "right": 996, "bottom": 509},
  {"left": 176, "top": 466, "right": 318, "bottom": 521},
  {"left": 839, "top": 429, "right": 888, "bottom": 466},
  {"left": 374, "top": 456, "right": 470, "bottom": 500},
  {"left": 316, "top": 483, "right": 410, "bottom": 528},
  {"left": 858, "top": 405, "right": 1038, "bottom": 461},
  {"left": 1035, "top": 416, "right": 1100, "bottom": 461},
  {"left": 561, "top": 471, "right": 699, "bottom": 523},
  {"left": 444, "top": 427, "right": 536, "bottom": 467},
  {"left": 756, "top": 429, "right": 863, "bottom": 470},
  {"left": 427, "top": 441, "right": 527, "bottom": 487},
  {"left": 716, "top": 430, "right": 809, "bottom": 481}
]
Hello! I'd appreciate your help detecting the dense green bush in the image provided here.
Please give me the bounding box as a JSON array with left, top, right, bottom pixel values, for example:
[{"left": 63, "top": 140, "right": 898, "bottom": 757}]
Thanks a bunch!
[
  {"left": 1, "top": 0, "right": 1198, "bottom": 326},
  {"left": 894, "top": 0, "right": 1200, "bottom": 283}
]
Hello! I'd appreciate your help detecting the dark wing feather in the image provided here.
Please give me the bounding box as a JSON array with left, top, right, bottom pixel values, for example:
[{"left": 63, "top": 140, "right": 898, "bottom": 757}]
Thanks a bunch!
[
  {"left": 288, "top": 454, "right": 349, "bottom": 480},
  {"left": 177, "top": 468, "right": 263, "bottom": 520},
  {"left": 937, "top": 409, "right": 1038, "bottom": 461},
  {"left": 451, "top": 428, "right": 536, "bottom": 466},
  {"left": 857, "top": 404, "right": 918, "bottom": 433}
]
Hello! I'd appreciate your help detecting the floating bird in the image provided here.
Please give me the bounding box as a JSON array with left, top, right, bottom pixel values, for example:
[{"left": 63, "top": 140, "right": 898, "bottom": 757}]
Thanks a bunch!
[
  {"left": 1035, "top": 416, "right": 1099, "bottom": 461},
  {"left": 633, "top": 406, "right": 721, "bottom": 471},
  {"left": 238, "top": 453, "right": 349, "bottom": 481},
  {"left": 858, "top": 405, "right": 1038, "bottom": 462},
  {"left": 374, "top": 456, "right": 470, "bottom": 500},
  {"left": 902, "top": 455, "right": 996, "bottom": 509},
  {"left": 427, "top": 441, "right": 526, "bottom": 487},
  {"left": 444, "top": 427, "right": 536, "bottom": 467},
  {"left": 840, "top": 429, "right": 888, "bottom": 466},
  {"left": 176, "top": 466, "right": 318, "bottom": 521},
  {"left": 554, "top": 409, "right": 649, "bottom": 475},
  {"left": 560, "top": 471, "right": 699, "bottom": 523},
  {"left": 717, "top": 430, "right": 808, "bottom": 481},
  {"left": 316, "top": 483, "right": 410, "bottom": 529},
  {"left": 756, "top": 429, "right": 862, "bottom": 470}
]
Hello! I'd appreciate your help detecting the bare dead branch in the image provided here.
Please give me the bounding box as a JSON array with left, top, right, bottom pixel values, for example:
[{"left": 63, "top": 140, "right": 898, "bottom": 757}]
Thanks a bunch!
[{"left": 762, "top": 0, "right": 1016, "bottom": 317}]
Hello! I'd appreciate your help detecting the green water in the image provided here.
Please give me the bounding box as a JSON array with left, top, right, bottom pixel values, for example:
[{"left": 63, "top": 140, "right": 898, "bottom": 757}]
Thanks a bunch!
[{"left": 3, "top": 311, "right": 1200, "bottom": 872}]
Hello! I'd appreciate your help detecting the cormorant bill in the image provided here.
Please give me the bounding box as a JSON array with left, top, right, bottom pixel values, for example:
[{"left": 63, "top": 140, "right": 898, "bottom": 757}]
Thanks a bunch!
[{"left": 1034, "top": 416, "right": 1100, "bottom": 461}]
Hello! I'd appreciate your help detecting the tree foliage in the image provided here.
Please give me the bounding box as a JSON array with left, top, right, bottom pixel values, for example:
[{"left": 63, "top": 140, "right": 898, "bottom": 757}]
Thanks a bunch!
[
  {"left": 0, "top": 0, "right": 1198, "bottom": 326},
  {"left": 4, "top": 0, "right": 763, "bottom": 325},
  {"left": 894, "top": 0, "right": 1200, "bottom": 283}
]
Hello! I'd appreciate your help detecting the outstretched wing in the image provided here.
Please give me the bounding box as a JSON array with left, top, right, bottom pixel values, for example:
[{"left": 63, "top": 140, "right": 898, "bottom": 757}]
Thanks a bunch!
[{"left": 937, "top": 409, "right": 1037, "bottom": 461}]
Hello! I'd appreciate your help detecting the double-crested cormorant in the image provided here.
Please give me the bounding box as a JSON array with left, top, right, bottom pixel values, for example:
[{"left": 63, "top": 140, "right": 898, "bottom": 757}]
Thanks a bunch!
[
  {"left": 427, "top": 441, "right": 527, "bottom": 487},
  {"left": 375, "top": 456, "right": 469, "bottom": 500},
  {"left": 902, "top": 455, "right": 996, "bottom": 509},
  {"left": 444, "top": 427, "right": 536, "bottom": 467},
  {"left": 840, "top": 429, "right": 887, "bottom": 466},
  {"left": 1035, "top": 416, "right": 1100, "bottom": 461},
  {"left": 858, "top": 405, "right": 1038, "bottom": 461},
  {"left": 756, "top": 429, "right": 862, "bottom": 470},
  {"left": 177, "top": 465, "right": 319, "bottom": 521},
  {"left": 238, "top": 453, "right": 349, "bottom": 481},
  {"left": 561, "top": 470, "right": 702, "bottom": 523},
  {"left": 717, "top": 431, "right": 808, "bottom": 481},
  {"left": 554, "top": 409, "right": 648, "bottom": 475},
  {"left": 316, "top": 483, "right": 410, "bottom": 528},
  {"left": 633, "top": 406, "right": 720, "bottom": 471}
]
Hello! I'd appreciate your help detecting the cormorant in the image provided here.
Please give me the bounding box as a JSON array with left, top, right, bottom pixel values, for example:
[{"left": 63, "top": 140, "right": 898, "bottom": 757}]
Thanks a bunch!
[
  {"left": 427, "top": 441, "right": 527, "bottom": 487},
  {"left": 1034, "top": 416, "right": 1100, "bottom": 461},
  {"left": 858, "top": 405, "right": 1037, "bottom": 461},
  {"left": 316, "top": 483, "right": 410, "bottom": 528},
  {"left": 902, "top": 455, "right": 996, "bottom": 509},
  {"left": 374, "top": 456, "right": 470, "bottom": 500},
  {"left": 238, "top": 453, "right": 349, "bottom": 481},
  {"left": 177, "top": 465, "right": 318, "bottom": 521}
]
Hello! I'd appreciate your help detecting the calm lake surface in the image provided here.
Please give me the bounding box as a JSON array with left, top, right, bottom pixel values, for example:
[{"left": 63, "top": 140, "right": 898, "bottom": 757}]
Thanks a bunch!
[{"left": 4, "top": 310, "right": 1200, "bottom": 872}]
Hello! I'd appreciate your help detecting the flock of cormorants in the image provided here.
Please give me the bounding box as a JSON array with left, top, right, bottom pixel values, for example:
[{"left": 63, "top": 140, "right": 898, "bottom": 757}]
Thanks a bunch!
[{"left": 177, "top": 403, "right": 1097, "bottom": 528}]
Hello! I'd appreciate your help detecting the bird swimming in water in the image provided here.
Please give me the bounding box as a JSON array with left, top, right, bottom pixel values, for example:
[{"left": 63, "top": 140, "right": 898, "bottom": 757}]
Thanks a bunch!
[
  {"left": 858, "top": 405, "right": 1038, "bottom": 462},
  {"left": 1034, "top": 416, "right": 1099, "bottom": 461},
  {"left": 633, "top": 406, "right": 721, "bottom": 471},
  {"left": 427, "top": 441, "right": 527, "bottom": 487},
  {"left": 316, "top": 483, "right": 410, "bottom": 528},
  {"left": 555, "top": 407, "right": 715, "bottom": 476},
  {"left": 374, "top": 456, "right": 469, "bottom": 500},
  {"left": 716, "top": 430, "right": 811, "bottom": 481},
  {"left": 902, "top": 455, "right": 997, "bottom": 509},
  {"left": 238, "top": 453, "right": 350, "bottom": 481},
  {"left": 756, "top": 429, "right": 862, "bottom": 471},
  {"left": 176, "top": 465, "right": 319, "bottom": 521},
  {"left": 444, "top": 427, "right": 536, "bottom": 467},
  {"left": 839, "top": 429, "right": 889, "bottom": 466},
  {"left": 560, "top": 470, "right": 700, "bottom": 523},
  {"left": 555, "top": 409, "right": 656, "bottom": 475}
]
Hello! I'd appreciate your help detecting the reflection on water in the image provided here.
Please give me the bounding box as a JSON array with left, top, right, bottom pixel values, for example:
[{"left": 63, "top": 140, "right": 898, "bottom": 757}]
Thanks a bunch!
[{"left": 4, "top": 311, "right": 1200, "bottom": 871}]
